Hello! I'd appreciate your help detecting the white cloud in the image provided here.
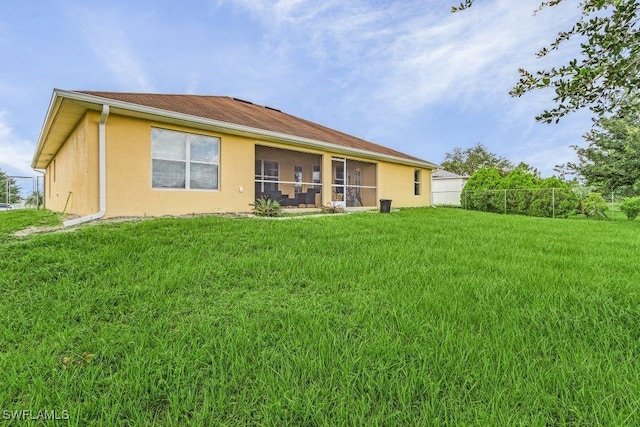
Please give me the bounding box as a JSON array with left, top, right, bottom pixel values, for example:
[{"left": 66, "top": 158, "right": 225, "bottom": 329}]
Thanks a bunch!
[
  {"left": 0, "top": 112, "right": 36, "bottom": 176},
  {"left": 507, "top": 108, "right": 592, "bottom": 173},
  {"left": 73, "top": 8, "right": 154, "bottom": 92},
  {"left": 217, "top": 0, "right": 581, "bottom": 118},
  {"left": 516, "top": 143, "right": 576, "bottom": 175}
]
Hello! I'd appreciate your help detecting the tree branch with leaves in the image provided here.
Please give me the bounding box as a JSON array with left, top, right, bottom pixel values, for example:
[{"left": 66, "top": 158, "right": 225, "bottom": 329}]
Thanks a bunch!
[
  {"left": 441, "top": 143, "right": 514, "bottom": 176},
  {"left": 561, "top": 113, "right": 640, "bottom": 195},
  {"left": 453, "top": 0, "right": 640, "bottom": 123}
]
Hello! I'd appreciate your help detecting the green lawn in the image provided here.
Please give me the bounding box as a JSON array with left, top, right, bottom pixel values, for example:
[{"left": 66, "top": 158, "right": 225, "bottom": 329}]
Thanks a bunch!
[
  {"left": 0, "top": 209, "right": 61, "bottom": 241},
  {"left": 1, "top": 208, "right": 639, "bottom": 425}
]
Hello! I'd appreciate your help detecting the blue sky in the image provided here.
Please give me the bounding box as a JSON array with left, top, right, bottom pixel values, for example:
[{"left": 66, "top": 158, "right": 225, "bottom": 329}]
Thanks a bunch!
[{"left": 0, "top": 0, "right": 591, "bottom": 180}]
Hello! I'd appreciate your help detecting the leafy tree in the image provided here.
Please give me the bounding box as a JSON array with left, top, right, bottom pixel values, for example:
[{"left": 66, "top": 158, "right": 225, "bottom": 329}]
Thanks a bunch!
[
  {"left": 452, "top": 0, "right": 640, "bottom": 123},
  {"left": 25, "top": 191, "right": 44, "bottom": 208},
  {"left": 0, "top": 169, "right": 21, "bottom": 204},
  {"left": 513, "top": 162, "right": 541, "bottom": 178},
  {"left": 441, "top": 143, "right": 513, "bottom": 176},
  {"left": 563, "top": 115, "right": 640, "bottom": 195}
]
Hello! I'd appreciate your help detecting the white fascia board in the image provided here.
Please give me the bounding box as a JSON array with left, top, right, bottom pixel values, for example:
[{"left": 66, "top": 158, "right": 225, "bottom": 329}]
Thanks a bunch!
[
  {"left": 31, "top": 90, "right": 64, "bottom": 168},
  {"left": 54, "top": 89, "right": 439, "bottom": 170}
]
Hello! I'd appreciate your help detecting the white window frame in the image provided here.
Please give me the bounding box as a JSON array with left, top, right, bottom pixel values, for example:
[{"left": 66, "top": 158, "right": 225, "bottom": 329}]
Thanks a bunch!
[
  {"left": 151, "top": 128, "right": 220, "bottom": 191},
  {"left": 414, "top": 169, "right": 421, "bottom": 196}
]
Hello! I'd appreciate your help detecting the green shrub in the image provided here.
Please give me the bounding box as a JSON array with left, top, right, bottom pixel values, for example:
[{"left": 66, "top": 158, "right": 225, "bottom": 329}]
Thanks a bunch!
[
  {"left": 320, "top": 203, "right": 345, "bottom": 214},
  {"left": 463, "top": 167, "right": 502, "bottom": 191},
  {"left": 527, "top": 178, "right": 578, "bottom": 218},
  {"left": 462, "top": 168, "right": 578, "bottom": 218},
  {"left": 499, "top": 168, "right": 540, "bottom": 190},
  {"left": 461, "top": 167, "right": 503, "bottom": 212},
  {"left": 505, "top": 189, "right": 533, "bottom": 215},
  {"left": 250, "top": 197, "right": 282, "bottom": 217},
  {"left": 582, "top": 193, "right": 608, "bottom": 219},
  {"left": 572, "top": 186, "right": 591, "bottom": 214},
  {"left": 620, "top": 196, "right": 640, "bottom": 220},
  {"left": 462, "top": 189, "right": 505, "bottom": 213}
]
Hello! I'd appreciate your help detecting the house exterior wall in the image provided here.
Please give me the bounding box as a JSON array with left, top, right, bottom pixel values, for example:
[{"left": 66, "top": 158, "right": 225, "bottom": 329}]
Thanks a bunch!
[
  {"left": 378, "top": 162, "right": 432, "bottom": 208},
  {"left": 104, "top": 114, "right": 255, "bottom": 217},
  {"left": 45, "top": 112, "right": 99, "bottom": 216},
  {"left": 46, "top": 113, "right": 433, "bottom": 218}
]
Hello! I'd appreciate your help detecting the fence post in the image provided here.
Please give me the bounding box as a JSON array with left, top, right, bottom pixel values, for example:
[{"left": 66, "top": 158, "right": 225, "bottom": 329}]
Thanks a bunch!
[
  {"left": 611, "top": 192, "right": 615, "bottom": 221},
  {"left": 504, "top": 189, "right": 507, "bottom": 214},
  {"left": 35, "top": 177, "right": 40, "bottom": 210},
  {"left": 552, "top": 188, "right": 555, "bottom": 219}
]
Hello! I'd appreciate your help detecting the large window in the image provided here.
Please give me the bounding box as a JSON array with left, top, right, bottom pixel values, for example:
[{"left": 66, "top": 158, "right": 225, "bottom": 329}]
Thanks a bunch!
[{"left": 152, "top": 128, "right": 219, "bottom": 190}]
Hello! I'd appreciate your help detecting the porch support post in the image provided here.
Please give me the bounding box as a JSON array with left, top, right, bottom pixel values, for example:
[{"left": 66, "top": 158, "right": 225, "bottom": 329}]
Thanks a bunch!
[{"left": 322, "top": 154, "right": 333, "bottom": 207}]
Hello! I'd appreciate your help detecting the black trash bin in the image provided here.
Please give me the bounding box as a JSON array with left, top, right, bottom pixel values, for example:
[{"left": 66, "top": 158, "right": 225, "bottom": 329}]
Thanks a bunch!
[{"left": 380, "top": 199, "right": 392, "bottom": 213}]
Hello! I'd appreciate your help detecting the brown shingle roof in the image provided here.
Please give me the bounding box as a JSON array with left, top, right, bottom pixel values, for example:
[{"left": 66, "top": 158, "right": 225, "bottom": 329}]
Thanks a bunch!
[{"left": 78, "top": 91, "right": 431, "bottom": 165}]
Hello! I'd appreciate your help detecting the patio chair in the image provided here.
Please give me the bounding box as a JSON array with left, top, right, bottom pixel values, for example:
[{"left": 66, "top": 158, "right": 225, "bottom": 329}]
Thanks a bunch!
[
  {"left": 281, "top": 196, "right": 297, "bottom": 207},
  {"left": 295, "top": 192, "right": 307, "bottom": 207}
]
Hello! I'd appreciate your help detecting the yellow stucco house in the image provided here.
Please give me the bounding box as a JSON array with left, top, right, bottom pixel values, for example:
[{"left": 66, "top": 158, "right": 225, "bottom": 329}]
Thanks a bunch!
[{"left": 32, "top": 90, "right": 438, "bottom": 226}]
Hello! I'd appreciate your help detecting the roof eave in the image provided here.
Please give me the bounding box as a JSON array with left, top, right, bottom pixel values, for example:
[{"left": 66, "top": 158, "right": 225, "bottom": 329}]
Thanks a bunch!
[
  {"left": 37, "top": 90, "right": 439, "bottom": 170},
  {"left": 32, "top": 90, "right": 64, "bottom": 169}
]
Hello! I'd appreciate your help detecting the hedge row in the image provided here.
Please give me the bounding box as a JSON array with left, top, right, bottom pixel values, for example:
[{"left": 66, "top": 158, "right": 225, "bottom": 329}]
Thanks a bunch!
[{"left": 461, "top": 168, "right": 578, "bottom": 218}]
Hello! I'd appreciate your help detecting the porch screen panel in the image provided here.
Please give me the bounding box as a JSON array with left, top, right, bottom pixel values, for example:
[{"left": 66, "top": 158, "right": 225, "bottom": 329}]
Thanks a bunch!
[
  {"left": 255, "top": 159, "right": 280, "bottom": 193},
  {"left": 346, "top": 160, "right": 377, "bottom": 207}
]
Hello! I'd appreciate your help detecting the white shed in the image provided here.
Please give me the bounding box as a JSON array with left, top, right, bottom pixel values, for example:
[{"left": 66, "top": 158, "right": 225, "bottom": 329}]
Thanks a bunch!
[{"left": 431, "top": 169, "right": 469, "bottom": 206}]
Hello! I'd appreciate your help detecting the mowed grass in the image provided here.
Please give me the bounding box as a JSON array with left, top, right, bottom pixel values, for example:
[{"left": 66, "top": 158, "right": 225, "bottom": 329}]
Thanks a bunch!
[
  {"left": 0, "top": 209, "right": 60, "bottom": 241},
  {"left": 1, "top": 208, "right": 640, "bottom": 425}
]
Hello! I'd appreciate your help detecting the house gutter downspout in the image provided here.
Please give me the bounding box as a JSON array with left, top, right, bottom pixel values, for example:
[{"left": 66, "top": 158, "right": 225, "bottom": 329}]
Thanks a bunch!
[{"left": 63, "top": 104, "right": 109, "bottom": 227}]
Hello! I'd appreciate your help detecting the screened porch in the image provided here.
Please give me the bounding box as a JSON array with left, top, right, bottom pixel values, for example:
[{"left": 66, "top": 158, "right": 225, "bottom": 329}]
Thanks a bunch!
[
  {"left": 255, "top": 146, "right": 378, "bottom": 209},
  {"left": 255, "top": 146, "right": 323, "bottom": 208}
]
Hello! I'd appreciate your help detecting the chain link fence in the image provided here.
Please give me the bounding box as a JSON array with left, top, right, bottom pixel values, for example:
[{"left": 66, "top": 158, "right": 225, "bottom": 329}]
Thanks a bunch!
[
  {"left": 601, "top": 192, "right": 628, "bottom": 220},
  {"left": 0, "top": 175, "right": 44, "bottom": 210},
  {"left": 462, "top": 188, "right": 577, "bottom": 219},
  {"left": 461, "top": 188, "right": 634, "bottom": 220}
]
